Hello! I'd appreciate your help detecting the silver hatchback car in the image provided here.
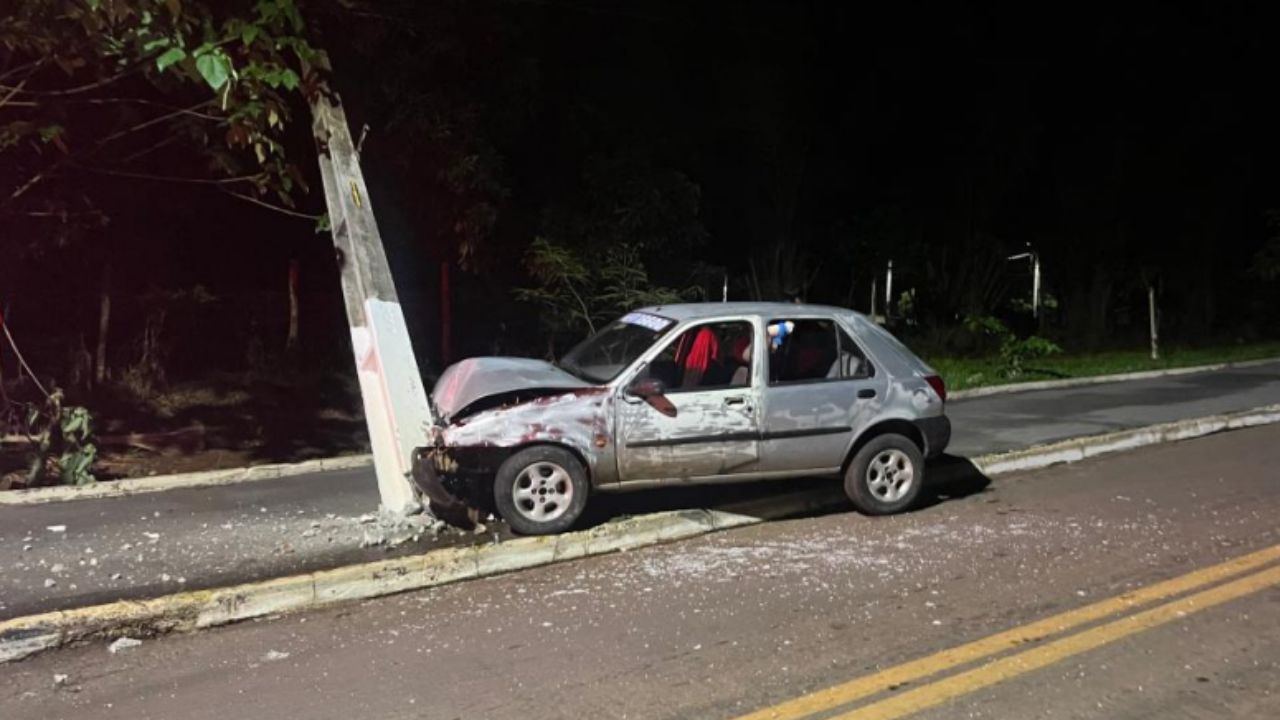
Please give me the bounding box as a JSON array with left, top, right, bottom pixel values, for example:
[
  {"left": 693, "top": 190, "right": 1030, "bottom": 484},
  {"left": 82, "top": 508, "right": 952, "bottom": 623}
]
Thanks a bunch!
[{"left": 413, "top": 303, "right": 950, "bottom": 535}]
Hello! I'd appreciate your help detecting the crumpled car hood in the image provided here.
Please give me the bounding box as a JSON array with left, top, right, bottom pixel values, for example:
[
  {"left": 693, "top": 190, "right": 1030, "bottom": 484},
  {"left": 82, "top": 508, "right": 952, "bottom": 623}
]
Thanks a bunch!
[{"left": 431, "top": 356, "right": 591, "bottom": 422}]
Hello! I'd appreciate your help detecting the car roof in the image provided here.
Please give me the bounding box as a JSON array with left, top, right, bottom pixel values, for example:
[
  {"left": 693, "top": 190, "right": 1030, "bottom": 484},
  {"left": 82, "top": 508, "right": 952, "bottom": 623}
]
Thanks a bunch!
[{"left": 635, "top": 301, "right": 866, "bottom": 322}]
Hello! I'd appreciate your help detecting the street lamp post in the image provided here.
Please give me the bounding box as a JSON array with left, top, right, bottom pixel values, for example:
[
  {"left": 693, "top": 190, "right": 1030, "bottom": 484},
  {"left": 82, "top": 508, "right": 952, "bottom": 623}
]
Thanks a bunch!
[
  {"left": 884, "top": 259, "right": 894, "bottom": 319},
  {"left": 1007, "top": 249, "right": 1041, "bottom": 318}
]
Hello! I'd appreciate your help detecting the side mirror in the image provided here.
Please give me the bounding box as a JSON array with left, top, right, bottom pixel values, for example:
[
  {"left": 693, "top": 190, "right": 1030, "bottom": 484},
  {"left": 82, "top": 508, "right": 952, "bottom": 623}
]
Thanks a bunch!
[
  {"left": 627, "top": 377, "right": 666, "bottom": 399},
  {"left": 626, "top": 377, "right": 677, "bottom": 418}
]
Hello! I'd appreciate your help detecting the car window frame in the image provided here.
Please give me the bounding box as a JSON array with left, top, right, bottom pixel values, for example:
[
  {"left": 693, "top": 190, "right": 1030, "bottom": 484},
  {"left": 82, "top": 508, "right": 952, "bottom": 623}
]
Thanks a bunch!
[
  {"left": 837, "top": 325, "right": 876, "bottom": 380},
  {"left": 765, "top": 315, "right": 876, "bottom": 387},
  {"left": 616, "top": 315, "right": 763, "bottom": 395}
]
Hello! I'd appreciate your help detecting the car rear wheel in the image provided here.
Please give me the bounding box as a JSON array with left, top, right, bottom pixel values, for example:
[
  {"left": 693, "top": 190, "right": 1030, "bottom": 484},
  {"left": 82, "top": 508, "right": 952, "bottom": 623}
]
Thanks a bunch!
[
  {"left": 494, "top": 446, "right": 590, "bottom": 535},
  {"left": 844, "top": 433, "right": 924, "bottom": 515}
]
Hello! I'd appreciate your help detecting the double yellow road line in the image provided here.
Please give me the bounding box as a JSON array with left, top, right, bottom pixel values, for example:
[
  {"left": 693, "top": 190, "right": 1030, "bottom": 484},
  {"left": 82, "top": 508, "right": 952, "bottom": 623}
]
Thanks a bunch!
[{"left": 736, "top": 544, "right": 1280, "bottom": 720}]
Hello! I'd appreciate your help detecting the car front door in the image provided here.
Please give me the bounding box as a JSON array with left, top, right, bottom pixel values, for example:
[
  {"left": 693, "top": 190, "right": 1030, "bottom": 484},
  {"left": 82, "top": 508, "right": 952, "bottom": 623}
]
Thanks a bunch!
[
  {"left": 758, "top": 318, "right": 885, "bottom": 474},
  {"left": 615, "top": 319, "right": 761, "bottom": 482}
]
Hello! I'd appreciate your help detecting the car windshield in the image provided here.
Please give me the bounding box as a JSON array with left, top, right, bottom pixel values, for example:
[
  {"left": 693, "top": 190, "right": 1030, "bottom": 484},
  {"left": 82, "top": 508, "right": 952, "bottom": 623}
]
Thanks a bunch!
[{"left": 559, "top": 312, "right": 675, "bottom": 384}]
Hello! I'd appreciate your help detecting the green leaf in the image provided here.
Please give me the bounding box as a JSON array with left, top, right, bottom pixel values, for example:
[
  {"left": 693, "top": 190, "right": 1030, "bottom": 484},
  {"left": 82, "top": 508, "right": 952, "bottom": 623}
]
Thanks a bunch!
[
  {"left": 142, "top": 37, "right": 171, "bottom": 52},
  {"left": 242, "top": 24, "right": 261, "bottom": 46},
  {"left": 196, "top": 52, "right": 231, "bottom": 90},
  {"left": 156, "top": 47, "right": 186, "bottom": 71},
  {"left": 37, "top": 124, "right": 64, "bottom": 142}
]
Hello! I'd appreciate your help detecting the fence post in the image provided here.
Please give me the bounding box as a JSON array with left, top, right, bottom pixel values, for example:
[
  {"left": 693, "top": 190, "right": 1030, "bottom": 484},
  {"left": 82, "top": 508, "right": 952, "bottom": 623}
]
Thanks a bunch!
[{"left": 1148, "top": 285, "right": 1160, "bottom": 361}]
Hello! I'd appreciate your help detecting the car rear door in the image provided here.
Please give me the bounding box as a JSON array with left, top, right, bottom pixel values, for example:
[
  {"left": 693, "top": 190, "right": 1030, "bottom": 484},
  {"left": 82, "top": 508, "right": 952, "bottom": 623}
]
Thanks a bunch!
[{"left": 757, "top": 317, "right": 886, "bottom": 474}]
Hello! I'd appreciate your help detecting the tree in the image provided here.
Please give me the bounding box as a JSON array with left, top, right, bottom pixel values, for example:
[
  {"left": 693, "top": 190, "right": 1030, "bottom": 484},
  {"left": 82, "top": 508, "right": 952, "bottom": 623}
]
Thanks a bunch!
[{"left": 1, "top": 0, "right": 324, "bottom": 238}]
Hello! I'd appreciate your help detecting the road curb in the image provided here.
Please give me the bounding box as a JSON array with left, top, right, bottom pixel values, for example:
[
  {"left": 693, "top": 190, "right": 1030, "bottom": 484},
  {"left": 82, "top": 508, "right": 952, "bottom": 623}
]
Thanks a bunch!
[
  {"left": 0, "top": 507, "right": 764, "bottom": 663},
  {"left": 0, "top": 454, "right": 373, "bottom": 506},
  {"left": 3, "top": 404, "right": 1279, "bottom": 664},
  {"left": 961, "top": 403, "right": 1280, "bottom": 477},
  {"left": 948, "top": 356, "right": 1280, "bottom": 401}
]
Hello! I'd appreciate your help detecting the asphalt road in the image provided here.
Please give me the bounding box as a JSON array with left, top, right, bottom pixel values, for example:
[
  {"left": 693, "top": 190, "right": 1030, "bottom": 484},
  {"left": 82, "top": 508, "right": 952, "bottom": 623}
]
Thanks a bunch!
[
  {"left": 944, "top": 360, "right": 1280, "bottom": 456},
  {"left": 5, "top": 422, "right": 1278, "bottom": 720},
  {"left": 4, "top": 361, "right": 1279, "bottom": 620}
]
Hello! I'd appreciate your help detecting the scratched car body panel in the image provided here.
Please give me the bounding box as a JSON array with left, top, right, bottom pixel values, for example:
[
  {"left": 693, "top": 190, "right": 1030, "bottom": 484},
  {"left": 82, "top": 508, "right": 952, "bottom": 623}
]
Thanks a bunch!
[{"left": 415, "top": 302, "right": 951, "bottom": 534}]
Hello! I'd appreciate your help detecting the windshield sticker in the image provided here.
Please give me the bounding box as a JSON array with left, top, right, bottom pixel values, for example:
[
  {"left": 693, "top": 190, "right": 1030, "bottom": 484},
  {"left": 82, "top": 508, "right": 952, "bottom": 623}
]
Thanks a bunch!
[{"left": 620, "top": 312, "right": 673, "bottom": 332}]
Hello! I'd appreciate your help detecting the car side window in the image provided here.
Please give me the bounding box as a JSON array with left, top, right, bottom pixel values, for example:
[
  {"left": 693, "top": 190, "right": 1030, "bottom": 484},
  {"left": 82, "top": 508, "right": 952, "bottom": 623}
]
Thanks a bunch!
[
  {"left": 836, "top": 327, "right": 874, "bottom": 379},
  {"left": 767, "top": 320, "right": 873, "bottom": 383},
  {"left": 639, "top": 321, "right": 754, "bottom": 391},
  {"left": 767, "top": 319, "right": 838, "bottom": 384}
]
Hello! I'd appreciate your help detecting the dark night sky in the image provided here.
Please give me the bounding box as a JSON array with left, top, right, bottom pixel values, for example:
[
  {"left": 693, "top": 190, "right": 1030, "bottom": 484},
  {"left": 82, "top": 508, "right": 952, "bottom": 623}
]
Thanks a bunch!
[{"left": 6, "top": 1, "right": 1280, "bottom": 379}]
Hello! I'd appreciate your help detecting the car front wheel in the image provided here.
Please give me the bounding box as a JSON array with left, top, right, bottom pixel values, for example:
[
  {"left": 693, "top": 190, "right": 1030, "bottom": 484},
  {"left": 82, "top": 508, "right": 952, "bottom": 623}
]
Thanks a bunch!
[
  {"left": 494, "top": 446, "right": 590, "bottom": 535},
  {"left": 844, "top": 433, "right": 924, "bottom": 515}
]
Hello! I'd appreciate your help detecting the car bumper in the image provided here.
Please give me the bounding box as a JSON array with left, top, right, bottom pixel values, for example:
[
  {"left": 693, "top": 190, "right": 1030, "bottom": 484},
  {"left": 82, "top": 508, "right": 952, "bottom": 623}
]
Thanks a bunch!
[{"left": 914, "top": 415, "right": 951, "bottom": 458}]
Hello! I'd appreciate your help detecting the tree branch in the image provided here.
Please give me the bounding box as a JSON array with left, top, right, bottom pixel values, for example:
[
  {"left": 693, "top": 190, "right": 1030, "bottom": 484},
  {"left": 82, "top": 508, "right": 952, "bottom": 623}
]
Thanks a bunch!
[
  {"left": 221, "top": 190, "right": 320, "bottom": 220},
  {"left": 118, "top": 135, "right": 182, "bottom": 164},
  {"left": 0, "top": 58, "right": 47, "bottom": 84},
  {"left": 72, "top": 164, "right": 267, "bottom": 186},
  {"left": 0, "top": 320, "right": 51, "bottom": 400},
  {"left": 2, "top": 100, "right": 219, "bottom": 206},
  {"left": 0, "top": 78, "right": 29, "bottom": 110},
  {"left": 565, "top": 280, "right": 596, "bottom": 334},
  {"left": 0, "top": 64, "right": 142, "bottom": 97},
  {"left": 6, "top": 166, "right": 57, "bottom": 206},
  {"left": 92, "top": 100, "right": 218, "bottom": 149}
]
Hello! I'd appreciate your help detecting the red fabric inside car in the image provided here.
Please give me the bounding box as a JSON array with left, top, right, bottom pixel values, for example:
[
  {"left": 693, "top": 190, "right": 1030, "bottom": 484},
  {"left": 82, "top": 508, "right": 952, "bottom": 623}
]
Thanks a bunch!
[{"left": 674, "top": 327, "right": 720, "bottom": 388}]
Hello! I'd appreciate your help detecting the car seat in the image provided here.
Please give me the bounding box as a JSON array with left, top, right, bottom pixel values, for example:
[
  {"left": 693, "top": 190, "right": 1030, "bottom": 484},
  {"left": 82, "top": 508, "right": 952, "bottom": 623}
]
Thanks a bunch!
[
  {"left": 674, "top": 327, "right": 720, "bottom": 389},
  {"left": 729, "top": 335, "right": 752, "bottom": 386}
]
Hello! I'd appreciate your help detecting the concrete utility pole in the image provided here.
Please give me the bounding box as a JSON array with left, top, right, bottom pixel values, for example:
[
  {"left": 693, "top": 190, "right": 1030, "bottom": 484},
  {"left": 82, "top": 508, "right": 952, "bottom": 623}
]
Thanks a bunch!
[{"left": 309, "top": 89, "right": 435, "bottom": 516}]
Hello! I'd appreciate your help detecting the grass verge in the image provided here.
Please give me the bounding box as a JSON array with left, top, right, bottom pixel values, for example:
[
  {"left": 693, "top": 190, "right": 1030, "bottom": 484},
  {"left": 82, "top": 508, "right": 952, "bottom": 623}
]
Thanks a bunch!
[{"left": 929, "top": 341, "right": 1280, "bottom": 392}]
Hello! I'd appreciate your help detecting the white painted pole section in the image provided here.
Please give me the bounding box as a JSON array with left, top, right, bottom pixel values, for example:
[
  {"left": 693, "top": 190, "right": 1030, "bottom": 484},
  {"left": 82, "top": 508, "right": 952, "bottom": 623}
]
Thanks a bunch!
[
  {"left": 870, "top": 278, "right": 877, "bottom": 319},
  {"left": 722, "top": 274, "right": 728, "bottom": 302},
  {"left": 1149, "top": 285, "right": 1160, "bottom": 361}
]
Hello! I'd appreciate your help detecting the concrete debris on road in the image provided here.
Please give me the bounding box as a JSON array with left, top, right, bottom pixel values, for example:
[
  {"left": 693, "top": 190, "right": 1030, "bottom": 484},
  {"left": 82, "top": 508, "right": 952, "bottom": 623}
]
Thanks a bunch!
[
  {"left": 107, "top": 637, "right": 142, "bottom": 654},
  {"left": 45, "top": 525, "right": 66, "bottom": 533},
  {"left": 357, "top": 510, "right": 444, "bottom": 549},
  {"left": 262, "top": 650, "right": 290, "bottom": 662},
  {"left": 52, "top": 673, "right": 69, "bottom": 687}
]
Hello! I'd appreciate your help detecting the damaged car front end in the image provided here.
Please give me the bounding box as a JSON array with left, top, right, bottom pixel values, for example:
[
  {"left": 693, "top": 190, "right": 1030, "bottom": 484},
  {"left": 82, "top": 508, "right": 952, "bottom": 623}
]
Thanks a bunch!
[{"left": 410, "top": 315, "right": 672, "bottom": 532}]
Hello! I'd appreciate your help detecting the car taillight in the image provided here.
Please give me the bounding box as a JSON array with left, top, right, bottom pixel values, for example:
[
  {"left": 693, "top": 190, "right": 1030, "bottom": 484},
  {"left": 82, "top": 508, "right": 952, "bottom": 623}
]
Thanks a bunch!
[{"left": 924, "top": 374, "right": 946, "bottom": 403}]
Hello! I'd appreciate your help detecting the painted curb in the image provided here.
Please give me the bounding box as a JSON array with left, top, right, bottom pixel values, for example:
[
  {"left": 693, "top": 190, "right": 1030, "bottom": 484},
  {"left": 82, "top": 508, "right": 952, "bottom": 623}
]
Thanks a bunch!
[
  {"left": 3, "top": 403, "right": 1279, "bottom": 664},
  {"left": 0, "top": 454, "right": 373, "bottom": 506},
  {"left": 948, "top": 356, "right": 1280, "bottom": 401},
  {"left": 0, "top": 508, "right": 757, "bottom": 663}
]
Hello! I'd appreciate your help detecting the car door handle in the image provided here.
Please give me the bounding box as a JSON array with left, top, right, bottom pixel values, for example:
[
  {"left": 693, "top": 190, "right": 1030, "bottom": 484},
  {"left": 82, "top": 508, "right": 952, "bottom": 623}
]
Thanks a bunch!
[
  {"left": 724, "top": 396, "right": 747, "bottom": 406},
  {"left": 857, "top": 389, "right": 876, "bottom": 399}
]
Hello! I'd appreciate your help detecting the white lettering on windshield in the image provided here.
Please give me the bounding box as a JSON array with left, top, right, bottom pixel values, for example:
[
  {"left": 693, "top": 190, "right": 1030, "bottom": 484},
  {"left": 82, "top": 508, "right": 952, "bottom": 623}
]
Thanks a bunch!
[{"left": 620, "top": 312, "right": 673, "bottom": 332}]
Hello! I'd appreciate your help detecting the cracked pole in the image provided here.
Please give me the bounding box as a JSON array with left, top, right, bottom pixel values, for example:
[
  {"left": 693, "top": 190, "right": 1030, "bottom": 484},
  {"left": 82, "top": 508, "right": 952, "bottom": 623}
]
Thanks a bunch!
[{"left": 308, "top": 86, "right": 435, "bottom": 516}]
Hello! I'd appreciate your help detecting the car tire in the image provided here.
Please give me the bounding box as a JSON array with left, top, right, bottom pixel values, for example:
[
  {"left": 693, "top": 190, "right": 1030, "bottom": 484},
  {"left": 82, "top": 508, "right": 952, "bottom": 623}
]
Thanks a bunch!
[
  {"left": 494, "top": 446, "right": 590, "bottom": 535},
  {"left": 844, "top": 433, "right": 924, "bottom": 516}
]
